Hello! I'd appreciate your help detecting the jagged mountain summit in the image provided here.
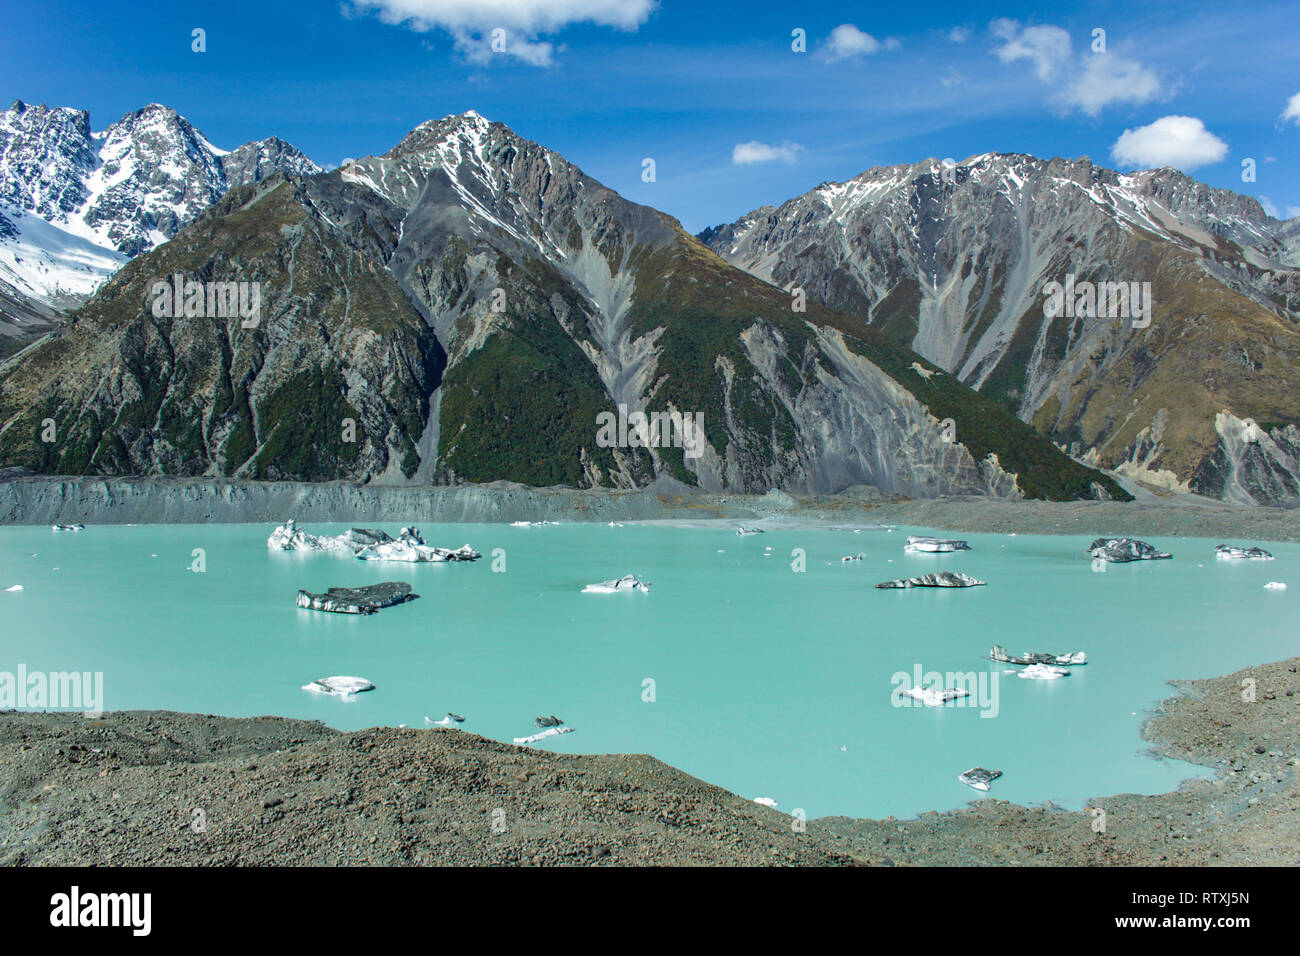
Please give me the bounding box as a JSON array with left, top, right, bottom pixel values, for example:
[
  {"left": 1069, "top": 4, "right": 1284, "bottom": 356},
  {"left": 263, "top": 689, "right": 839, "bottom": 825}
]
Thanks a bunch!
[
  {"left": 0, "top": 99, "right": 321, "bottom": 351},
  {"left": 0, "top": 111, "right": 1123, "bottom": 501},
  {"left": 700, "top": 154, "right": 1300, "bottom": 505}
]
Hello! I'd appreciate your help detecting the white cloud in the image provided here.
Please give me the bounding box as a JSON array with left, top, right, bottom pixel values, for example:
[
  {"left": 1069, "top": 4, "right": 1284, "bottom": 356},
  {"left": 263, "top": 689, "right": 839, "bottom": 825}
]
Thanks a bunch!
[
  {"left": 732, "top": 141, "right": 804, "bottom": 165},
  {"left": 347, "top": 0, "right": 655, "bottom": 65},
  {"left": 989, "top": 19, "right": 1071, "bottom": 82},
  {"left": 1260, "top": 196, "right": 1280, "bottom": 218},
  {"left": 1064, "top": 52, "right": 1162, "bottom": 116},
  {"left": 948, "top": 26, "right": 970, "bottom": 43},
  {"left": 1110, "top": 116, "right": 1229, "bottom": 170},
  {"left": 1282, "top": 91, "right": 1300, "bottom": 125},
  {"left": 823, "top": 24, "right": 897, "bottom": 62},
  {"left": 1288, "top": 206, "right": 1300, "bottom": 220}
]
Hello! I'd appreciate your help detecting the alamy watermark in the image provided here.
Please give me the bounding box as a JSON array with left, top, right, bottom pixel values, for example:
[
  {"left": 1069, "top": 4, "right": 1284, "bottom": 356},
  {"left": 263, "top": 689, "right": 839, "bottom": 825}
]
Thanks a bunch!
[
  {"left": 150, "top": 274, "right": 262, "bottom": 328},
  {"left": 0, "top": 665, "right": 103, "bottom": 714},
  {"left": 1042, "top": 273, "right": 1151, "bottom": 328},
  {"left": 890, "top": 664, "right": 1000, "bottom": 718},
  {"left": 596, "top": 404, "right": 705, "bottom": 459}
]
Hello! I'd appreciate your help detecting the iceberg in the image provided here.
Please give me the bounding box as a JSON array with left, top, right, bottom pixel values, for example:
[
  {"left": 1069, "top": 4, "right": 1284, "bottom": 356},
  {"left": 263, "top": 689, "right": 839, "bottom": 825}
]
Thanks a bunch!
[
  {"left": 753, "top": 797, "right": 779, "bottom": 809},
  {"left": 51, "top": 523, "right": 84, "bottom": 532},
  {"left": 302, "top": 676, "right": 374, "bottom": 697},
  {"left": 736, "top": 526, "right": 764, "bottom": 536},
  {"left": 958, "top": 767, "right": 1002, "bottom": 792},
  {"left": 1265, "top": 582, "right": 1287, "bottom": 591},
  {"left": 875, "top": 572, "right": 986, "bottom": 589},
  {"left": 582, "top": 574, "right": 651, "bottom": 593},
  {"left": 296, "top": 582, "right": 418, "bottom": 615},
  {"left": 990, "top": 645, "right": 1086, "bottom": 666},
  {"left": 268, "top": 519, "right": 394, "bottom": 552},
  {"left": 1215, "top": 545, "right": 1274, "bottom": 560},
  {"left": 513, "top": 726, "right": 574, "bottom": 745},
  {"left": 5, "top": 585, "right": 22, "bottom": 592},
  {"left": 904, "top": 535, "right": 971, "bottom": 553},
  {"left": 842, "top": 553, "right": 865, "bottom": 562},
  {"left": 1087, "top": 537, "right": 1171, "bottom": 562},
  {"left": 534, "top": 715, "right": 564, "bottom": 728},
  {"left": 355, "top": 527, "right": 481, "bottom": 563},
  {"left": 1017, "top": 663, "right": 1068, "bottom": 680},
  {"left": 903, "top": 686, "right": 971, "bottom": 707},
  {"left": 425, "top": 713, "right": 465, "bottom": 727}
]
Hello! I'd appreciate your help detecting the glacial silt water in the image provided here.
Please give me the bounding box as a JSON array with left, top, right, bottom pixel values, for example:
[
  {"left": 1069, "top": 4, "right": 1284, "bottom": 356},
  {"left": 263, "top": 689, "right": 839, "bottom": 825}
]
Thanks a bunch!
[{"left": 1, "top": 522, "right": 1292, "bottom": 819}]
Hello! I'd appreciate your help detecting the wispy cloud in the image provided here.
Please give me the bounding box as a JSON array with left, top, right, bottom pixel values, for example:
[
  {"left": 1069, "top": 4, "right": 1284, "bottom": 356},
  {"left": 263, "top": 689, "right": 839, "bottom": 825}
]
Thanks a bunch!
[
  {"left": 1110, "top": 115, "right": 1228, "bottom": 170},
  {"left": 732, "top": 140, "right": 804, "bottom": 165},
  {"left": 1282, "top": 91, "right": 1300, "bottom": 125},
  {"left": 346, "top": 0, "right": 656, "bottom": 66},
  {"left": 822, "top": 24, "right": 899, "bottom": 62},
  {"left": 990, "top": 19, "right": 1164, "bottom": 116}
]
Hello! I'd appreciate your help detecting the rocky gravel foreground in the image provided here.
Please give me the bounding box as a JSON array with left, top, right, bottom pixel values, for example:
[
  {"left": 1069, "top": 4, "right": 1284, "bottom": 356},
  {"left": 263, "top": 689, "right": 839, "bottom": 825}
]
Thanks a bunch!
[{"left": 2, "top": 658, "right": 1297, "bottom": 866}]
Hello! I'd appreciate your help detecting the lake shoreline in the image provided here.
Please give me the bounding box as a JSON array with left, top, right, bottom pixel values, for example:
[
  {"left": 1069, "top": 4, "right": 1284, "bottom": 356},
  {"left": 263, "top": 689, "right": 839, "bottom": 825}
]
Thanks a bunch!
[
  {"left": 4, "top": 474, "right": 1300, "bottom": 541},
  {"left": 2, "top": 656, "right": 1297, "bottom": 865}
]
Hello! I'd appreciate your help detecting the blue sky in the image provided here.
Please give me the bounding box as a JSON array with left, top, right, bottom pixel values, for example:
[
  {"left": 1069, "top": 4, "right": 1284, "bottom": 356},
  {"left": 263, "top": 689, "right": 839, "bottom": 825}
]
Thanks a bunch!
[{"left": 3, "top": 0, "right": 1297, "bottom": 232}]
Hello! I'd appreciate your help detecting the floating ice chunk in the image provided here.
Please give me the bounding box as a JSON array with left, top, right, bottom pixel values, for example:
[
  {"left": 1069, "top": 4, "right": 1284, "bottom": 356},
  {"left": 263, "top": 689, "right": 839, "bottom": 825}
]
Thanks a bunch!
[
  {"left": 991, "top": 645, "right": 1086, "bottom": 666},
  {"left": 582, "top": 574, "right": 651, "bottom": 593},
  {"left": 736, "top": 526, "right": 764, "bottom": 536},
  {"left": 533, "top": 715, "right": 564, "bottom": 728},
  {"left": 514, "top": 726, "right": 574, "bottom": 745},
  {"left": 269, "top": 519, "right": 394, "bottom": 553},
  {"left": 1265, "top": 582, "right": 1287, "bottom": 591},
  {"left": 1216, "top": 545, "right": 1274, "bottom": 560},
  {"left": 842, "top": 553, "right": 865, "bottom": 562},
  {"left": 904, "top": 535, "right": 971, "bottom": 553},
  {"left": 425, "top": 713, "right": 465, "bottom": 727},
  {"left": 51, "top": 524, "right": 84, "bottom": 532},
  {"left": 302, "top": 676, "right": 374, "bottom": 697},
  {"left": 5, "top": 585, "right": 21, "bottom": 592},
  {"left": 753, "top": 797, "right": 779, "bottom": 808},
  {"left": 903, "top": 686, "right": 971, "bottom": 707},
  {"left": 1018, "top": 664, "right": 1068, "bottom": 680},
  {"left": 958, "top": 767, "right": 1002, "bottom": 792},
  {"left": 876, "top": 571, "right": 986, "bottom": 589},
  {"left": 296, "top": 582, "right": 418, "bottom": 615},
  {"left": 1087, "top": 537, "right": 1171, "bottom": 562},
  {"left": 356, "top": 527, "right": 480, "bottom": 563}
]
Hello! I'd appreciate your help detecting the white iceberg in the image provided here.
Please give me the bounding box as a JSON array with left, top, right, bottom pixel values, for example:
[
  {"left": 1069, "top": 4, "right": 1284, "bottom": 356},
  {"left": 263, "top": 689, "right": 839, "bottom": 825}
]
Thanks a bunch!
[
  {"left": 903, "top": 686, "right": 971, "bottom": 707},
  {"left": 269, "top": 519, "right": 394, "bottom": 553},
  {"left": 1017, "top": 663, "right": 1068, "bottom": 680},
  {"left": 736, "top": 526, "right": 764, "bottom": 536},
  {"left": 356, "top": 527, "right": 481, "bottom": 563},
  {"left": 5, "top": 585, "right": 22, "bottom": 592},
  {"left": 904, "top": 535, "right": 971, "bottom": 553},
  {"left": 51, "top": 523, "right": 84, "bottom": 532},
  {"left": 425, "top": 713, "right": 465, "bottom": 727},
  {"left": 1216, "top": 545, "right": 1274, "bottom": 560},
  {"left": 513, "top": 726, "right": 575, "bottom": 745},
  {"left": 1265, "top": 582, "right": 1287, "bottom": 591},
  {"left": 582, "top": 574, "right": 651, "bottom": 593},
  {"left": 958, "top": 767, "right": 1002, "bottom": 792},
  {"left": 302, "top": 676, "right": 375, "bottom": 697}
]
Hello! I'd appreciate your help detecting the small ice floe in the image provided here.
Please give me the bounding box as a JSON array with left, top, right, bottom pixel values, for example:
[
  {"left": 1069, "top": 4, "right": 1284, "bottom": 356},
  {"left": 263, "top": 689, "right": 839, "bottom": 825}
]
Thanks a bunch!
[
  {"left": 296, "top": 582, "right": 418, "bottom": 614},
  {"left": 958, "top": 768, "right": 1002, "bottom": 792},
  {"left": 990, "top": 645, "right": 1086, "bottom": 666},
  {"left": 512, "top": 520, "right": 557, "bottom": 528},
  {"left": 514, "top": 726, "right": 574, "bottom": 745},
  {"left": 1216, "top": 545, "right": 1274, "bottom": 560},
  {"left": 302, "top": 676, "right": 374, "bottom": 697},
  {"left": 904, "top": 535, "right": 971, "bottom": 553},
  {"left": 1018, "top": 663, "right": 1068, "bottom": 680},
  {"left": 842, "top": 553, "right": 865, "bottom": 562},
  {"left": 903, "top": 686, "right": 971, "bottom": 707},
  {"left": 1265, "top": 582, "right": 1287, "bottom": 591},
  {"left": 608, "top": 521, "right": 624, "bottom": 527},
  {"left": 840, "top": 745, "right": 847, "bottom": 752},
  {"left": 1087, "top": 537, "right": 1171, "bottom": 563},
  {"left": 534, "top": 715, "right": 564, "bottom": 728},
  {"left": 51, "top": 523, "right": 84, "bottom": 532},
  {"left": 876, "top": 571, "right": 986, "bottom": 589},
  {"left": 5, "top": 585, "right": 22, "bottom": 592},
  {"left": 425, "top": 713, "right": 465, "bottom": 727},
  {"left": 582, "top": 574, "right": 651, "bottom": 593},
  {"left": 736, "top": 526, "right": 764, "bottom": 536},
  {"left": 753, "top": 797, "right": 779, "bottom": 809}
]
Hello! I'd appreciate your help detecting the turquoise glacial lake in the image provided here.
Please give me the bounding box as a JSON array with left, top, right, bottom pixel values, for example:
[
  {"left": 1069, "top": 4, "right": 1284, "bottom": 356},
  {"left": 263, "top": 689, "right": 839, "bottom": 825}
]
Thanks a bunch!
[{"left": 1, "top": 521, "right": 1295, "bottom": 819}]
